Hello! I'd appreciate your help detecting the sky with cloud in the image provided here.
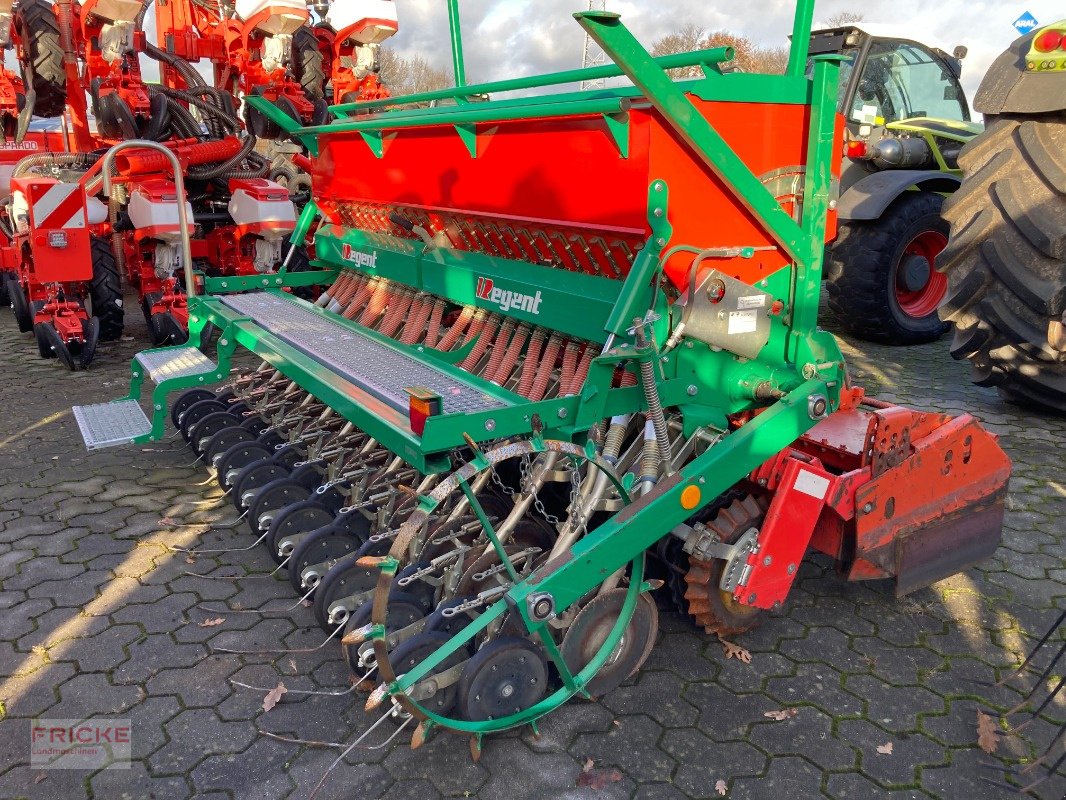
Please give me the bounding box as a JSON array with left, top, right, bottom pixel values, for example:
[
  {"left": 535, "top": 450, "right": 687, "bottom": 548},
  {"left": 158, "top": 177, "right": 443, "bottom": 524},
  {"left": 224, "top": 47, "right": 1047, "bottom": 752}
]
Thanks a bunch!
[
  {"left": 382, "top": 0, "right": 1065, "bottom": 109},
  {"left": 10, "top": 1, "right": 1062, "bottom": 117}
]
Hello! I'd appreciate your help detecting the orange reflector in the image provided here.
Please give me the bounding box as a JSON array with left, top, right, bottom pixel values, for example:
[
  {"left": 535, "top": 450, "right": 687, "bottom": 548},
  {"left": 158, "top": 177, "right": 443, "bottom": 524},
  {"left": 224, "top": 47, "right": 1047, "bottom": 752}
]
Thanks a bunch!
[
  {"left": 680, "top": 485, "right": 701, "bottom": 510},
  {"left": 406, "top": 387, "right": 442, "bottom": 436}
]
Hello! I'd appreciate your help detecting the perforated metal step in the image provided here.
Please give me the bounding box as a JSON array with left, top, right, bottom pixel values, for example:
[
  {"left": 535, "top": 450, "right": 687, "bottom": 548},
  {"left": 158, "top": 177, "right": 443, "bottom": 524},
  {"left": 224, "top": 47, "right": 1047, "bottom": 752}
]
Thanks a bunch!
[
  {"left": 221, "top": 292, "right": 507, "bottom": 415},
  {"left": 135, "top": 347, "right": 216, "bottom": 384},
  {"left": 73, "top": 400, "right": 152, "bottom": 450}
]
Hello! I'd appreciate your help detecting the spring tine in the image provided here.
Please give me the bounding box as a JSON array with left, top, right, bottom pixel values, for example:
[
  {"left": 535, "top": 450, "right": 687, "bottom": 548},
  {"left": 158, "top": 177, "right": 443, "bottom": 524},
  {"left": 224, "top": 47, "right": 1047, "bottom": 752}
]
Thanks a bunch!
[
  {"left": 207, "top": 510, "right": 250, "bottom": 529},
  {"left": 999, "top": 608, "right": 1066, "bottom": 686},
  {"left": 308, "top": 712, "right": 413, "bottom": 800},
  {"left": 1019, "top": 722, "right": 1066, "bottom": 775},
  {"left": 196, "top": 583, "right": 316, "bottom": 616},
  {"left": 1022, "top": 752, "right": 1066, "bottom": 795},
  {"left": 1006, "top": 667, "right": 1066, "bottom": 731},
  {"left": 191, "top": 490, "right": 227, "bottom": 506},
  {"left": 976, "top": 774, "right": 1025, "bottom": 794},
  {"left": 169, "top": 528, "right": 271, "bottom": 555},
  {"left": 231, "top": 678, "right": 359, "bottom": 698},
  {"left": 1005, "top": 638, "right": 1066, "bottom": 718},
  {"left": 211, "top": 617, "right": 343, "bottom": 655},
  {"left": 183, "top": 556, "right": 290, "bottom": 581}
]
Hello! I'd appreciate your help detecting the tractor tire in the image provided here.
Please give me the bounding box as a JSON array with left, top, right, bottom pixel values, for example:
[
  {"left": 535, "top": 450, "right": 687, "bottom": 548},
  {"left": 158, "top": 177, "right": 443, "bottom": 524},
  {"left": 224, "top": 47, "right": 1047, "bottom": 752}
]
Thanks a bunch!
[
  {"left": 15, "top": 0, "right": 66, "bottom": 118},
  {"left": 291, "top": 27, "right": 326, "bottom": 101},
  {"left": 937, "top": 114, "right": 1066, "bottom": 414},
  {"left": 89, "top": 237, "right": 124, "bottom": 341},
  {"left": 825, "top": 192, "right": 951, "bottom": 345}
]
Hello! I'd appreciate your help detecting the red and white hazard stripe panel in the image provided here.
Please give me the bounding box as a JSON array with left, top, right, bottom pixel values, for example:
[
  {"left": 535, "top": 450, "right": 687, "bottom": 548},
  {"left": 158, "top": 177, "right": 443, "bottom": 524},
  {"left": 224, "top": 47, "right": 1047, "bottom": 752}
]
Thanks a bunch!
[{"left": 30, "top": 182, "right": 87, "bottom": 230}]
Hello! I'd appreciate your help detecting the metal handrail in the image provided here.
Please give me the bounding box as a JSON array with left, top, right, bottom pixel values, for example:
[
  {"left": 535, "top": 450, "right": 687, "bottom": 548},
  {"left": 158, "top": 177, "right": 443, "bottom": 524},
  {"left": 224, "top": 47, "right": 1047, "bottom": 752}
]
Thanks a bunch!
[
  {"left": 329, "top": 46, "right": 735, "bottom": 117},
  {"left": 100, "top": 141, "right": 195, "bottom": 298}
]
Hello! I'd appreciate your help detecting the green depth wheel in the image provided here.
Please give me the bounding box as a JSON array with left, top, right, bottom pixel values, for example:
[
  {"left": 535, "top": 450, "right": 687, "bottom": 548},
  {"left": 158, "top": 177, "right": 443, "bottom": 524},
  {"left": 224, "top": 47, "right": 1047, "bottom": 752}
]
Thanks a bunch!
[{"left": 366, "top": 438, "right": 651, "bottom": 739}]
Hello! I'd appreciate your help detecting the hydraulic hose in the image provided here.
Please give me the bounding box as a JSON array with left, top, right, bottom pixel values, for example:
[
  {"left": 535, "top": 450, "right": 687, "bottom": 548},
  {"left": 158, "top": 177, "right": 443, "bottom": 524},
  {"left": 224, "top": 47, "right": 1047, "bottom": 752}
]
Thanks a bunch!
[{"left": 12, "top": 152, "right": 97, "bottom": 178}]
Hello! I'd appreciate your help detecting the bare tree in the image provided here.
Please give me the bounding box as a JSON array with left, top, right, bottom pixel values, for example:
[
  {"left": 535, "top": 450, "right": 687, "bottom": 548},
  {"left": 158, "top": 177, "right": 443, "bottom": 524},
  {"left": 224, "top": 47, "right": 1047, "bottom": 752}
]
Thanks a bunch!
[
  {"left": 825, "top": 11, "right": 865, "bottom": 27},
  {"left": 377, "top": 48, "right": 452, "bottom": 102},
  {"left": 651, "top": 26, "right": 791, "bottom": 76},
  {"left": 377, "top": 46, "right": 405, "bottom": 89},
  {"left": 651, "top": 23, "right": 707, "bottom": 78},
  {"left": 705, "top": 30, "right": 757, "bottom": 72},
  {"left": 753, "top": 46, "right": 790, "bottom": 75}
]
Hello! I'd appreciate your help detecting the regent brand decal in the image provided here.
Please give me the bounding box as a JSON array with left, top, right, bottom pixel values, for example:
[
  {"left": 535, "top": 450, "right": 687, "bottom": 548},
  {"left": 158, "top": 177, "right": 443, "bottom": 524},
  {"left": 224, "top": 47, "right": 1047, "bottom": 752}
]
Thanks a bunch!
[
  {"left": 341, "top": 243, "right": 378, "bottom": 269},
  {"left": 475, "top": 277, "right": 543, "bottom": 315}
]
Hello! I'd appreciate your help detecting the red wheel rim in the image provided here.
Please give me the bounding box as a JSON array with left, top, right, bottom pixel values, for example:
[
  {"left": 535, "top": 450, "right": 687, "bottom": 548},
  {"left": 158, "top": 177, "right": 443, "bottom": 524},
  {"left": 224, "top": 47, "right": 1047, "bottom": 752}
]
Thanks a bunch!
[{"left": 894, "top": 229, "right": 948, "bottom": 319}]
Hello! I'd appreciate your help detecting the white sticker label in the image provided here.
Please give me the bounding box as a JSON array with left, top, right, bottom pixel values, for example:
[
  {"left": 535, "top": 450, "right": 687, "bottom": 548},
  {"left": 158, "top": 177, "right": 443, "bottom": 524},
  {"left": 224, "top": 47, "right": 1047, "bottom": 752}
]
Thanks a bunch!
[
  {"left": 860, "top": 104, "right": 878, "bottom": 124},
  {"left": 737, "top": 295, "right": 765, "bottom": 310},
  {"left": 793, "top": 469, "right": 830, "bottom": 500},
  {"left": 727, "top": 310, "right": 758, "bottom": 335}
]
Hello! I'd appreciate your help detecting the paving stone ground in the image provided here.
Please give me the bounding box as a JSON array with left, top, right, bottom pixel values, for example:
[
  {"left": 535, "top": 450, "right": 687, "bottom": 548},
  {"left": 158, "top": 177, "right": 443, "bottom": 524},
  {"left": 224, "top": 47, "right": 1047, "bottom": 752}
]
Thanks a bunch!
[{"left": 0, "top": 293, "right": 1063, "bottom": 800}]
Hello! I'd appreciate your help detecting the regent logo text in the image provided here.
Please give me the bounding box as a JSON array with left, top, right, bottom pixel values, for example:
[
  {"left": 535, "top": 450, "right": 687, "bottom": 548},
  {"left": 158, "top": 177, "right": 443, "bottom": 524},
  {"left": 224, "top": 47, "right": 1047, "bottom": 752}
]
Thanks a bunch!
[
  {"left": 475, "top": 277, "right": 543, "bottom": 315},
  {"left": 341, "top": 244, "right": 378, "bottom": 269}
]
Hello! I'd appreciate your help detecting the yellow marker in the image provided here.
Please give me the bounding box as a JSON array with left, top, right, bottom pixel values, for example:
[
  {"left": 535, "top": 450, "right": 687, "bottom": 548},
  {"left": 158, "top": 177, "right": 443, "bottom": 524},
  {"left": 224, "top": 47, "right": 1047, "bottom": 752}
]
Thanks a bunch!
[{"left": 680, "top": 484, "right": 701, "bottom": 510}]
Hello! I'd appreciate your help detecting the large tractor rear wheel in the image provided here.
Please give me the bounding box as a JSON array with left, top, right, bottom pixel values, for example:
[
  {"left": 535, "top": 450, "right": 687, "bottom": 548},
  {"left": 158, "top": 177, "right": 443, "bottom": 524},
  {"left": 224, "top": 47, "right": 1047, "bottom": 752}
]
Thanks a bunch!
[
  {"left": 89, "top": 237, "right": 124, "bottom": 341},
  {"left": 291, "top": 26, "right": 326, "bottom": 101},
  {"left": 15, "top": 0, "right": 67, "bottom": 118},
  {"left": 825, "top": 192, "right": 951, "bottom": 345},
  {"left": 937, "top": 114, "right": 1066, "bottom": 414}
]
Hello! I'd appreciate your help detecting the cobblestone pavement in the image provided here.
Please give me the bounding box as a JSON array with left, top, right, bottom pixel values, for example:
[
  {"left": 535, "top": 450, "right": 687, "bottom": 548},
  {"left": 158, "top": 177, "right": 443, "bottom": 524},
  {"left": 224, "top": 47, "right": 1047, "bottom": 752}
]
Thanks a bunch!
[{"left": 0, "top": 294, "right": 1063, "bottom": 800}]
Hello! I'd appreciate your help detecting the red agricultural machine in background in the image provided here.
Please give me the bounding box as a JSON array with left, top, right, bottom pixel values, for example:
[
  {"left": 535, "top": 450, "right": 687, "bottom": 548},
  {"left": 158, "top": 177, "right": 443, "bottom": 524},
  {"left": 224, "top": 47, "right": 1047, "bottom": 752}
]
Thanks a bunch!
[{"left": 0, "top": 0, "right": 399, "bottom": 368}]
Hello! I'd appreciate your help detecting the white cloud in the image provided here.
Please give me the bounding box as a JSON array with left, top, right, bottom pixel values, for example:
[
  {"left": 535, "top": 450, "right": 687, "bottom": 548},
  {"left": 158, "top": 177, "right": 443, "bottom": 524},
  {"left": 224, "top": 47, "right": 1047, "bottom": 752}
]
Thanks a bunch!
[{"left": 385, "top": 0, "right": 1066, "bottom": 111}]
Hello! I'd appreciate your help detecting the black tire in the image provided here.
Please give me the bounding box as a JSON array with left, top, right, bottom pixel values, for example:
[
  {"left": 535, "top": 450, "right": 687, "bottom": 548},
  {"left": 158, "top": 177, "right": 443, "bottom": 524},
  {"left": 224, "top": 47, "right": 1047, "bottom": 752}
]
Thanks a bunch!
[
  {"left": 172, "top": 388, "right": 217, "bottom": 428},
  {"left": 79, "top": 316, "right": 100, "bottom": 367},
  {"left": 291, "top": 27, "right": 326, "bottom": 101},
  {"left": 9, "top": 278, "right": 33, "bottom": 332},
  {"left": 34, "top": 322, "right": 55, "bottom": 358},
  {"left": 89, "top": 237, "right": 123, "bottom": 341},
  {"left": 825, "top": 192, "right": 951, "bottom": 345},
  {"left": 149, "top": 311, "right": 188, "bottom": 346},
  {"left": 282, "top": 240, "right": 316, "bottom": 301},
  {"left": 232, "top": 461, "right": 292, "bottom": 511},
  {"left": 266, "top": 499, "right": 333, "bottom": 565},
  {"left": 937, "top": 114, "right": 1066, "bottom": 414},
  {"left": 15, "top": 0, "right": 66, "bottom": 118}
]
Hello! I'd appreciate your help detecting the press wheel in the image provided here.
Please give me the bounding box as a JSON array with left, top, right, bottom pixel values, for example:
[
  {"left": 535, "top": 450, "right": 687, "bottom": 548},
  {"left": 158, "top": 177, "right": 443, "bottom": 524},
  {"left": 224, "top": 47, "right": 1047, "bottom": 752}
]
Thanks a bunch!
[
  {"left": 180, "top": 399, "right": 227, "bottom": 442},
  {"left": 217, "top": 443, "right": 273, "bottom": 490},
  {"left": 314, "top": 537, "right": 389, "bottom": 631},
  {"left": 287, "top": 515, "right": 368, "bottom": 592},
  {"left": 456, "top": 637, "right": 548, "bottom": 722},
  {"left": 232, "top": 461, "right": 293, "bottom": 511},
  {"left": 266, "top": 499, "right": 333, "bottom": 564},
  {"left": 561, "top": 589, "right": 658, "bottom": 697},
  {"left": 172, "top": 388, "right": 216, "bottom": 428},
  {"left": 247, "top": 478, "right": 311, "bottom": 535}
]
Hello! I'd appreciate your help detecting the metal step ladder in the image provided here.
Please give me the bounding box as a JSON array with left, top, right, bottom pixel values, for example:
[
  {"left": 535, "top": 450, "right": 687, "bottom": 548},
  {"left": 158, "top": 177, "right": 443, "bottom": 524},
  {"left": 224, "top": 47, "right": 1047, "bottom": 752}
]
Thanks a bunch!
[
  {"left": 73, "top": 400, "right": 152, "bottom": 450},
  {"left": 73, "top": 346, "right": 220, "bottom": 450},
  {"left": 133, "top": 346, "right": 217, "bottom": 384}
]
